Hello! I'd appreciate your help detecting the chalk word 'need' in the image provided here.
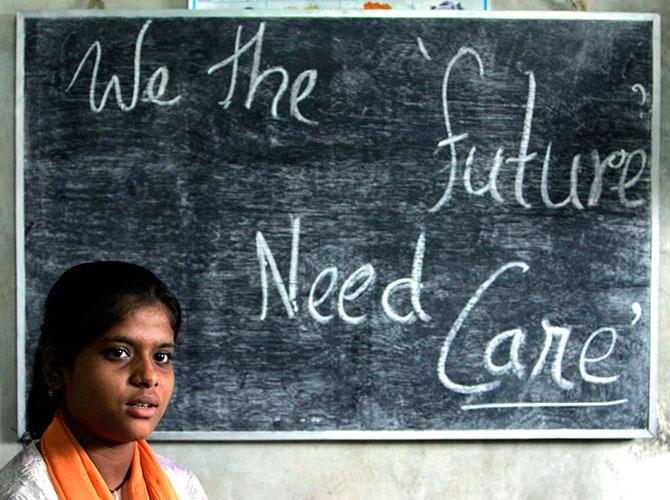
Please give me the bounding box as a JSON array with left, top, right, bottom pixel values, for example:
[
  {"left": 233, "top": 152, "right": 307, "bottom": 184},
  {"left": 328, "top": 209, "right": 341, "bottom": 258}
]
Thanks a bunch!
[
  {"left": 66, "top": 20, "right": 182, "bottom": 113},
  {"left": 256, "top": 217, "right": 430, "bottom": 324},
  {"left": 208, "top": 22, "right": 319, "bottom": 125},
  {"left": 429, "top": 47, "right": 648, "bottom": 212},
  {"left": 438, "top": 262, "right": 623, "bottom": 399}
]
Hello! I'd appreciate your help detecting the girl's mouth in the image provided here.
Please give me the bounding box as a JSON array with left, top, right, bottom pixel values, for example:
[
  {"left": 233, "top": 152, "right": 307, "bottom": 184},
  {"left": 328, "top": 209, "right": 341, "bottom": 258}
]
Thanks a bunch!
[{"left": 126, "top": 397, "right": 160, "bottom": 418}]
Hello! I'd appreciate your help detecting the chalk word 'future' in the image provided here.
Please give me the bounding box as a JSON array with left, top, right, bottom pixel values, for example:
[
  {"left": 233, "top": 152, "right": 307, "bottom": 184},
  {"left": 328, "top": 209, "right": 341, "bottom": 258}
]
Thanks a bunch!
[{"left": 429, "top": 47, "right": 648, "bottom": 212}]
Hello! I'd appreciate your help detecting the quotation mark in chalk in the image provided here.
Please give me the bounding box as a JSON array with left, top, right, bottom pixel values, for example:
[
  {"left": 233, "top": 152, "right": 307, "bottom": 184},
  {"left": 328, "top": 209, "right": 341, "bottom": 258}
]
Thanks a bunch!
[
  {"left": 417, "top": 37, "right": 432, "bottom": 61},
  {"left": 631, "top": 84, "right": 647, "bottom": 119},
  {"left": 631, "top": 302, "right": 642, "bottom": 326},
  {"left": 631, "top": 84, "right": 647, "bottom": 106}
]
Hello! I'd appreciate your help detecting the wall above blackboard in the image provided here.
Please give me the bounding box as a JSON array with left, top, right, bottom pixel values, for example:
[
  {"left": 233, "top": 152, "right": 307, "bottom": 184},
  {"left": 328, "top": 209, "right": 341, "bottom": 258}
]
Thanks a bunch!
[{"left": 17, "top": 11, "right": 660, "bottom": 440}]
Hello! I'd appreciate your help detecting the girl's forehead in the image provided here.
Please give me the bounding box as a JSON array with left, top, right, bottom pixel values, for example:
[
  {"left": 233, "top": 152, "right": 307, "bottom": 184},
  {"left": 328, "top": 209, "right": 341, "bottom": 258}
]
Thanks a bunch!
[{"left": 99, "top": 305, "right": 176, "bottom": 345}]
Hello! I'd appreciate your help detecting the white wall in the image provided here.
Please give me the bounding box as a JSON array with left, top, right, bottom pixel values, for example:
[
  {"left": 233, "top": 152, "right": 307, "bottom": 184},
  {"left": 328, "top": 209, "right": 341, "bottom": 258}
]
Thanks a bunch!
[{"left": 1, "top": 1, "right": 668, "bottom": 498}]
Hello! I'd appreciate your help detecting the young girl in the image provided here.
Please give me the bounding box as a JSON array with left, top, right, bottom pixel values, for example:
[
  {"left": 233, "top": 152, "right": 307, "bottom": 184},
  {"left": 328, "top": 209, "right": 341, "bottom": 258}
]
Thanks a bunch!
[{"left": 0, "top": 261, "right": 208, "bottom": 499}]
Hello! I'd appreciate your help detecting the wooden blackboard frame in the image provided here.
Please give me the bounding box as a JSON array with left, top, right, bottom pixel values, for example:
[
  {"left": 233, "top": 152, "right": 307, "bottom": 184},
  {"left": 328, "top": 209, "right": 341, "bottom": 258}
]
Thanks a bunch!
[{"left": 16, "top": 10, "right": 660, "bottom": 440}]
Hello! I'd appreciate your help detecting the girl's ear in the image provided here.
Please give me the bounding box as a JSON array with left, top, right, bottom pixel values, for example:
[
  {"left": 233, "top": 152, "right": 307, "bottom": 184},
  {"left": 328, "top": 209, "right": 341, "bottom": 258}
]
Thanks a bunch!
[{"left": 42, "top": 346, "right": 64, "bottom": 394}]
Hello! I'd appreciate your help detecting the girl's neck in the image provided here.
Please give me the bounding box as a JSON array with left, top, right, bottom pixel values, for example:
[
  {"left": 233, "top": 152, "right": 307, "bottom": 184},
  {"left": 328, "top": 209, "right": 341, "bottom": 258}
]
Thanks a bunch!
[
  {"left": 85, "top": 442, "right": 134, "bottom": 493},
  {"left": 61, "top": 410, "right": 135, "bottom": 492}
]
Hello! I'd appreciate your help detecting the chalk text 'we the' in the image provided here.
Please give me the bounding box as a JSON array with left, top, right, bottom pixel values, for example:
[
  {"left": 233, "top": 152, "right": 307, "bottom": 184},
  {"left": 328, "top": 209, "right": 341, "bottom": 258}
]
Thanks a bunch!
[{"left": 66, "top": 20, "right": 318, "bottom": 124}]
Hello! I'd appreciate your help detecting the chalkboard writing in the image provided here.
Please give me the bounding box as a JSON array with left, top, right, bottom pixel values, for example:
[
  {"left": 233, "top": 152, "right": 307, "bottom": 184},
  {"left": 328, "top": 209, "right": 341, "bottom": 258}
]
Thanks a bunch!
[{"left": 17, "top": 12, "right": 659, "bottom": 439}]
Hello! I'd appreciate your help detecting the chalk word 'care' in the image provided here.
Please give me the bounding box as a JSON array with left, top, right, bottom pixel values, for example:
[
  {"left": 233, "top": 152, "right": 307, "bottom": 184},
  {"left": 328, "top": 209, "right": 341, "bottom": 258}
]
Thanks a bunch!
[{"left": 438, "top": 261, "right": 622, "bottom": 395}]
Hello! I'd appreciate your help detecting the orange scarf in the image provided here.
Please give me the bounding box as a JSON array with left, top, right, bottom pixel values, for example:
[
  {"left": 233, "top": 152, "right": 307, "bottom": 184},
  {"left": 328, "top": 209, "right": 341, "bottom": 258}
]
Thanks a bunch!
[{"left": 41, "top": 411, "right": 178, "bottom": 500}]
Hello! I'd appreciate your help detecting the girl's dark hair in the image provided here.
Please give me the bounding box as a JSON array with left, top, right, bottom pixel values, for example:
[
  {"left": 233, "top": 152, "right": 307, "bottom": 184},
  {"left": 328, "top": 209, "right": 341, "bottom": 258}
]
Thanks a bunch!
[{"left": 23, "top": 261, "right": 181, "bottom": 442}]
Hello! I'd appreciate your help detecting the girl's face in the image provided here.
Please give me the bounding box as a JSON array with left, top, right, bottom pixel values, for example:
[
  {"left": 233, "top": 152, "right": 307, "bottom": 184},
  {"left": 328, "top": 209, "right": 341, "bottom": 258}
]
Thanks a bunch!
[{"left": 60, "top": 304, "right": 175, "bottom": 446}]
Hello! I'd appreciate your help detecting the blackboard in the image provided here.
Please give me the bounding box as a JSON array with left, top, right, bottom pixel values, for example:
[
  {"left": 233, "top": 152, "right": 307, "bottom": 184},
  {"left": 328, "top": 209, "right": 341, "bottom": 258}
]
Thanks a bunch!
[{"left": 17, "top": 11, "right": 659, "bottom": 439}]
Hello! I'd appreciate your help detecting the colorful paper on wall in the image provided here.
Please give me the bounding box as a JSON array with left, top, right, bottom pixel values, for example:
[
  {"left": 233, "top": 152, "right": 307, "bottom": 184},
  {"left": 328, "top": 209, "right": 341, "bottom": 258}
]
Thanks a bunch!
[{"left": 190, "top": 0, "right": 490, "bottom": 11}]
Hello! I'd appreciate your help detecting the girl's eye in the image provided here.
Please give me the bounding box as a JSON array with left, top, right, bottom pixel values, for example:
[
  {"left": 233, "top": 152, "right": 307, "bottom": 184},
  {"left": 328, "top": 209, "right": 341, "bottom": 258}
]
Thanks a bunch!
[
  {"left": 154, "top": 352, "right": 173, "bottom": 364},
  {"left": 106, "top": 348, "right": 130, "bottom": 359}
]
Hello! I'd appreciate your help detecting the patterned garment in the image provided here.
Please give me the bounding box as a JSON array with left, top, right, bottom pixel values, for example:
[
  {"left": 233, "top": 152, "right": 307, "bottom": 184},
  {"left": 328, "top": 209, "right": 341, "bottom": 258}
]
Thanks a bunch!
[{"left": 0, "top": 441, "right": 208, "bottom": 499}]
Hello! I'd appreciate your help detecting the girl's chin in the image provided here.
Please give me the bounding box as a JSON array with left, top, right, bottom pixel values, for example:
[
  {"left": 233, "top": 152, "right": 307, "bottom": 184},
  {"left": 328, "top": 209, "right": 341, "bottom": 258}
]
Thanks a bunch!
[
  {"left": 62, "top": 409, "right": 163, "bottom": 446},
  {"left": 89, "top": 420, "right": 160, "bottom": 446},
  {"left": 117, "top": 421, "right": 160, "bottom": 442}
]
